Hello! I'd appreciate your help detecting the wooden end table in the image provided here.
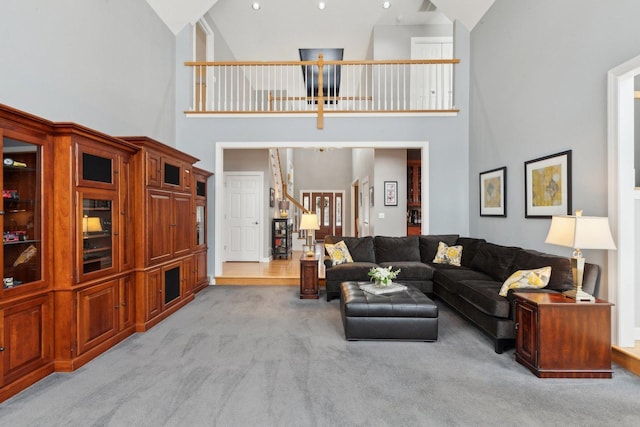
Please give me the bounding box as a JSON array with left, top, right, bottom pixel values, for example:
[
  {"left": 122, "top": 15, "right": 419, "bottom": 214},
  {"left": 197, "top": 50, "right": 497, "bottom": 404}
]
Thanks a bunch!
[
  {"left": 299, "top": 254, "right": 319, "bottom": 299},
  {"left": 514, "top": 292, "right": 613, "bottom": 378}
]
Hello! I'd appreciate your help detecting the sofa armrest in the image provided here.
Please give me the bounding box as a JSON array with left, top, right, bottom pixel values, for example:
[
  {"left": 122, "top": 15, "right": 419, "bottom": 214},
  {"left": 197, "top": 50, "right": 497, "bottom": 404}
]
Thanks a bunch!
[{"left": 323, "top": 256, "right": 333, "bottom": 270}]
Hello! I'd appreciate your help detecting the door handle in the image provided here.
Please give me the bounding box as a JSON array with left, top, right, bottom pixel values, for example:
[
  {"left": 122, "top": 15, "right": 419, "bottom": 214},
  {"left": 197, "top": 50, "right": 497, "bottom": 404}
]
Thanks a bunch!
[{"left": 253, "top": 221, "right": 259, "bottom": 225}]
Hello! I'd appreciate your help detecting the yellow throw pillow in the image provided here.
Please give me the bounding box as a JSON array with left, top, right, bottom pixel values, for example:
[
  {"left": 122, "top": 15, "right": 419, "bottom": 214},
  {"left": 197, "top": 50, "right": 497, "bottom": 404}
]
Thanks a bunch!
[
  {"left": 499, "top": 266, "right": 552, "bottom": 297},
  {"left": 432, "top": 241, "right": 463, "bottom": 266},
  {"left": 325, "top": 241, "right": 354, "bottom": 266}
]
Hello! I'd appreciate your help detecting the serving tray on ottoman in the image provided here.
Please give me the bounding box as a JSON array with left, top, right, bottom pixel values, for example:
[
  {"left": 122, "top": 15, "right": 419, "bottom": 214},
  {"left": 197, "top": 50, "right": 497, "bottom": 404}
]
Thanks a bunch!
[{"left": 340, "top": 281, "right": 438, "bottom": 341}]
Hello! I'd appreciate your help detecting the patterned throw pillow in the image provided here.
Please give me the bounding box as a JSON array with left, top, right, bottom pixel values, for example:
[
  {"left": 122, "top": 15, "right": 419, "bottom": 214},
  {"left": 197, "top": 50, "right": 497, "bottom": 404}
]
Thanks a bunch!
[
  {"left": 325, "top": 241, "right": 354, "bottom": 266},
  {"left": 499, "top": 266, "right": 552, "bottom": 297},
  {"left": 432, "top": 241, "right": 463, "bottom": 266}
]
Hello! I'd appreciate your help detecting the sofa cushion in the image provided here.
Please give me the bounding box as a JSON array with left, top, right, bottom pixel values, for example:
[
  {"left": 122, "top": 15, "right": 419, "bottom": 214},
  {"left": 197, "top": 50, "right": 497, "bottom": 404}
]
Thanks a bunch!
[
  {"left": 432, "top": 241, "right": 463, "bottom": 266},
  {"left": 419, "top": 234, "right": 459, "bottom": 263},
  {"left": 325, "top": 241, "right": 354, "bottom": 266},
  {"left": 325, "top": 262, "right": 378, "bottom": 283},
  {"left": 499, "top": 266, "right": 552, "bottom": 297},
  {"left": 511, "top": 249, "right": 574, "bottom": 292},
  {"left": 378, "top": 261, "right": 435, "bottom": 281},
  {"left": 375, "top": 236, "right": 420, "bottom": 263},
  {"left": 433, "top": 267, "right": 494, "bottom": 294},
  {"left": 457, "top": 280, "right": 511, "bottom": 319},
  {"left": 470, "top": 242, "right": 521, "bottom": 282},
  {"left": 325, "top": 236, "right": 376, "bottom": 263},
  {"left": 455, "top": 237, "right": 487, "bottom": 268}
]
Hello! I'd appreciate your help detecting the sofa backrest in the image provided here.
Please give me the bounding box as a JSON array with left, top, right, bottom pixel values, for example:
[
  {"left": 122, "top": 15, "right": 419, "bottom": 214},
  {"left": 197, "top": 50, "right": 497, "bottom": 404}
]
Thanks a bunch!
[
  {"left": 460, "top": 239, "right": 601, "bottom": 297},
  {"left": 419, "top": 234, "right": 459, "bottom": 263},
  {"left": 469, "top": 242, "right": 521, "bottom": 282},
  {"left": 455, "top": 237, "right": 487, "bottom": 267},
  {"left": 324, "top": 235, "right": 376, "bottom": 263},
  {"left": 375, "top": 236, "right": 421, "bottom": 263},
  {"left": 511, "top": 249, "right": 574, "bottom": 292}
]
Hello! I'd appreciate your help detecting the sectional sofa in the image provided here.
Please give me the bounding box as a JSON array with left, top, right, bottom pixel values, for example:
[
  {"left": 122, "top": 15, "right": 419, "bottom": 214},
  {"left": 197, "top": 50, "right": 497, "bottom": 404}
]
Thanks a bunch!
[{"left": 323, "top": 234, "right": 601, "bottom": 353}]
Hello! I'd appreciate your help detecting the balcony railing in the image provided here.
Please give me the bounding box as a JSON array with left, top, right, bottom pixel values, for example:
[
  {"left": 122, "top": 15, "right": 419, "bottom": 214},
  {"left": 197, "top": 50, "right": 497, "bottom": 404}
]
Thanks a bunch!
[{"left": 184, "top": 56, "right": 460, "bottom": 128}]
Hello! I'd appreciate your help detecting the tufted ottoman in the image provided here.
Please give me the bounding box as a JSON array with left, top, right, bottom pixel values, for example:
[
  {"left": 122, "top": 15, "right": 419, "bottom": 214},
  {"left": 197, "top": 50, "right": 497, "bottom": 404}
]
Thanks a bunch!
[{"left": 340, "top": 281, "right": 438, "bottom": 341}]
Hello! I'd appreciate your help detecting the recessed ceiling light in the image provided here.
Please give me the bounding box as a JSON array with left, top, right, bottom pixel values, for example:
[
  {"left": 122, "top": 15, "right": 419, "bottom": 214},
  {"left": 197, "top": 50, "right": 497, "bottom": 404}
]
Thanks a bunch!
[
  {"left": 383, "top": 1, "right": 391, "bottom": 9},
  {"left": 251, "top": 2, "right": 260, "bottom": 11},
  {"left": 318, "top": 2, "right": 326, "bottom": 10}
]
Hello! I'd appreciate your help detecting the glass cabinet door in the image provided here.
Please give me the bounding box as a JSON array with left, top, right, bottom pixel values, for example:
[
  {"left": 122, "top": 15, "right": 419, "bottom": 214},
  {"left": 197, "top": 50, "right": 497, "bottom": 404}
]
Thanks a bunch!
[
  {"left": 196, "top": 203, "right": 205, "bottom": 248},
  {"left": 2, "top": 137, "right": 42, "bottom": 289},
  {"left": 81, "top": 195, "right": 116, "bottom": 276}
]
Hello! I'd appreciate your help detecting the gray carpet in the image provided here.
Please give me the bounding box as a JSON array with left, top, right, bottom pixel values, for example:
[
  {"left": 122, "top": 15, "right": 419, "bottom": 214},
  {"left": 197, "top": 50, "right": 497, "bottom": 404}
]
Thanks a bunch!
[{"left": 1, "top": 286, "right": 638, "bottom": 427}]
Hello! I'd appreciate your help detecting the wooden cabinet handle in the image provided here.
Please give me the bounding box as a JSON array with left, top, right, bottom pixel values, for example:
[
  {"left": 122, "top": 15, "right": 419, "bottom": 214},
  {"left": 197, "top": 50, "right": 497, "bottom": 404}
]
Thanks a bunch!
[{"left": 0, "top": 347, "right": 5, "bottom": 351}]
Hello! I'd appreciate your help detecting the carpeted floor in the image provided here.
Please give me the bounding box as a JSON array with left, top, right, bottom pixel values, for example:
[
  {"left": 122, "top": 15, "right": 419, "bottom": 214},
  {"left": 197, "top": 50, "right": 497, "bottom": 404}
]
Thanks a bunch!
[{"left": 1, "top": 286, "right": 639, "bottom": 426}]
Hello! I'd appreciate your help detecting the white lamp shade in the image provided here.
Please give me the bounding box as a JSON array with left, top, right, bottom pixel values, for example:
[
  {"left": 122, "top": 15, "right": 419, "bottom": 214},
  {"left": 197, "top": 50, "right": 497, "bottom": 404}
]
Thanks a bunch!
[
  {"left": 299, "top": 213, "right": 320, "bottom": 231},
  {"left": 83, "top": 216, "right": 103, "bottom": 233},
  {"left": 545, "top": 215, "right": 616, "bottom": 250}
]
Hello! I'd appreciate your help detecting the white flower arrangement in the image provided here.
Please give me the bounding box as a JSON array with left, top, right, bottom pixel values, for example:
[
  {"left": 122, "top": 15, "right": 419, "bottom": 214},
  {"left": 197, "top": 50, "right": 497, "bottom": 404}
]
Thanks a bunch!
[{"left": 368, "top": 266, "right": 401, "bottom": 287}]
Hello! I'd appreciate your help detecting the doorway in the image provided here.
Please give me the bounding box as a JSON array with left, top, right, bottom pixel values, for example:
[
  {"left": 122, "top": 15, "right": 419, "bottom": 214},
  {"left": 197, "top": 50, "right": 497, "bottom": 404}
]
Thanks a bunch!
[
  {"left": 301, "top": 190, "right": 344, "bottom": 240},
  {"left": 224, "top": 172, "right": 263, "bottom": 262},
  {"left": 608, "top": 54, "right": 640, "bottom": 347},
  {"left": 193, "top": 19, "right": 214, "bottom": 111},
  {"left": 214, "top": 141, "right": 430, "bottom": 279}
]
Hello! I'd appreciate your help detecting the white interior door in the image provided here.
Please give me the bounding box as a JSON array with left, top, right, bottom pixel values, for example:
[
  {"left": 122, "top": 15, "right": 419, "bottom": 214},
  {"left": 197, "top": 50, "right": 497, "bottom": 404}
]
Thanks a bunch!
[
  {"left": 411, "top": 37, "right": 453, "bottom": 110},
  {"left": 225, "top": 172, "right": 262, "bottom": 261}
]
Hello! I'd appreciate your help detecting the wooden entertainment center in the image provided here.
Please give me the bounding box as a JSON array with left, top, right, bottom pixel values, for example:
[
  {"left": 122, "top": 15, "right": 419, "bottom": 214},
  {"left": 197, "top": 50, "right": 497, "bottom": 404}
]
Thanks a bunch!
[{"left": 0, "top": 104, "right": 211, "bottom": 401}]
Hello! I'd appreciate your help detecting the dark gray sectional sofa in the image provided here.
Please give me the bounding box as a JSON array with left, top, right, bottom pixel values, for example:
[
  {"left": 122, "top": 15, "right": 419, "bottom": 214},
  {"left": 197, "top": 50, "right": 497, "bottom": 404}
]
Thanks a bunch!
[{"left": 323, "top": 234, "right": 601, "bottom": 353}]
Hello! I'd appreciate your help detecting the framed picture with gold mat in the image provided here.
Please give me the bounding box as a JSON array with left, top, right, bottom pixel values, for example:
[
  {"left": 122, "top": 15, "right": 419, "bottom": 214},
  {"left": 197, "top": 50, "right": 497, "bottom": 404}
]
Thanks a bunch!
[
  {"left": 524, "top": 150, "right": 572, "bottom": 218},
  {"left": 479, "top": 166, "right": 506, "bottom": 217}
]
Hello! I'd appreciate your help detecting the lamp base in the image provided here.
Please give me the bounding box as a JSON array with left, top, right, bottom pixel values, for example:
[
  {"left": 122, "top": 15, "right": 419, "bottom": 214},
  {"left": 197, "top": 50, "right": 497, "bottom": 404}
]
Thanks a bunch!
[
  {"left": 562, "top": 288, "right": 595, "bottom": 303},
  {"left": 302, "top": 244, "right": 315, "bottom": 257}
]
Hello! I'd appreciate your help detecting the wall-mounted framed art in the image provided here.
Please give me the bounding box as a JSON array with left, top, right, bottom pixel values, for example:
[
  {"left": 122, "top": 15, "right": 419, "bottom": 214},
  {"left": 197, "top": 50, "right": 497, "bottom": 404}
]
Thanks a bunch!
[
  {"left": 269, "top": 187, "right": 275, "bottom": 207},
  {"left": 524, "top": 150, "right": 572, "bottom": 218},
  {"left": 479, "top": 166, "right": 506, "bottom": 217},
  {"left": 384, "top": 181, "right": 398, "bottom": 206}
]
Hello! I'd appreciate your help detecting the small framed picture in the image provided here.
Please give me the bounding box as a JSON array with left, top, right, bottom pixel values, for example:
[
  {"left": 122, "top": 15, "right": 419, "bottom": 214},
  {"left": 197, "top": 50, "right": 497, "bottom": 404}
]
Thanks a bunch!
[
  {"left": 369, "top": 186, "right": 374, "bottom": 207},
  {"left": 524, "top": 150, "right": 572, "bottom": 218},
  {"left": 384, "top": 181, "right": 398, "bottom": 206},
  {"left": 269, "top": 187, "right": 275, "bottom": 207},
  {"left": 479, "top": 167, "right": 506, "bottom": 217}
]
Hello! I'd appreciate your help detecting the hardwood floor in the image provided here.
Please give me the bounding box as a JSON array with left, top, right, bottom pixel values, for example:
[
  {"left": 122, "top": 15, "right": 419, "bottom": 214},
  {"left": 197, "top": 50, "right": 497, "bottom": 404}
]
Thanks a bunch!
[
  {"left": 612, "top": 341, "right": 640, "bottom": 377},
  {"left": 216, "top": 250, "right": 325, "bottom": 286}
]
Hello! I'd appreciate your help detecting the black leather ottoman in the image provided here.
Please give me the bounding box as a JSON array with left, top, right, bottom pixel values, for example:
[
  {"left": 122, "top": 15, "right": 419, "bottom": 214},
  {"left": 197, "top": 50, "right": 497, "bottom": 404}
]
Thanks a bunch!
[{"left": 340, "top": 281, "right": 438, "bottom": 341}]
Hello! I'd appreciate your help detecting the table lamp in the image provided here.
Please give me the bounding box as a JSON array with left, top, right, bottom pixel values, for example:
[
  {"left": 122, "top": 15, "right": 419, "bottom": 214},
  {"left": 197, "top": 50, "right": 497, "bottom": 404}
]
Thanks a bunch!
[
  {"left": 299, "top": 213, "right": 319, "bottom": 257},
  {"left": 278, "top": 200, "right": 290, "bottom": 218},
  {"left": 544, "top": 210, "right": 616, "bottom": 302}
]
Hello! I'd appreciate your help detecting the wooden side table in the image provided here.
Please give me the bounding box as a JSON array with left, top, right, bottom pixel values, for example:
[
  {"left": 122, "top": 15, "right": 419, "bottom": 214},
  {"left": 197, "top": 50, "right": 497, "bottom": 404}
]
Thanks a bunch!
[
  {"left": 514, "top": 292, "right": 613, "bottom": 378},
  {"left": 299, "top": 254, "right": 319, "bottom": 299}
]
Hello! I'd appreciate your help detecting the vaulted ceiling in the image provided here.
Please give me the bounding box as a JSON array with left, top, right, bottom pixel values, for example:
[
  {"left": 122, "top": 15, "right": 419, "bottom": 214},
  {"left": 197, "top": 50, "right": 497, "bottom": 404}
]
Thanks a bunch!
[{"left": 146, "top": 0, "right": 495, "bottom": 60}]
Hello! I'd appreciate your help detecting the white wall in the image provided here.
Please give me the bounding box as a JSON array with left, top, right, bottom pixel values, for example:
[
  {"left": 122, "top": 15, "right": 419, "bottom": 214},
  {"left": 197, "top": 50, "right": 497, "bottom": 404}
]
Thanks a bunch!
[
  {"left": 469, "top": 0, "right": 640, "bottom": 301},
  {"left": 374, "top": 149, "right": 408, "bottom": 236},
  {"left": 635, "top": 75, "right": 640, "bottom": 187},
  {"left": 373, "top": 24, "right": 453, "bottom": 59},
  {"left": 0, "top": 0, "right": 176, "bottom": 143}
]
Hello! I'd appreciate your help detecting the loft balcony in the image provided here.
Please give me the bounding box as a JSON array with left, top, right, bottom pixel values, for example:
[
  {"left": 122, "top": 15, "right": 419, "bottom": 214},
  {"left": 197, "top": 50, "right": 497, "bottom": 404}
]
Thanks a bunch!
[{"left": 184, "top": 55, "right": 460, "bottom": 129}]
